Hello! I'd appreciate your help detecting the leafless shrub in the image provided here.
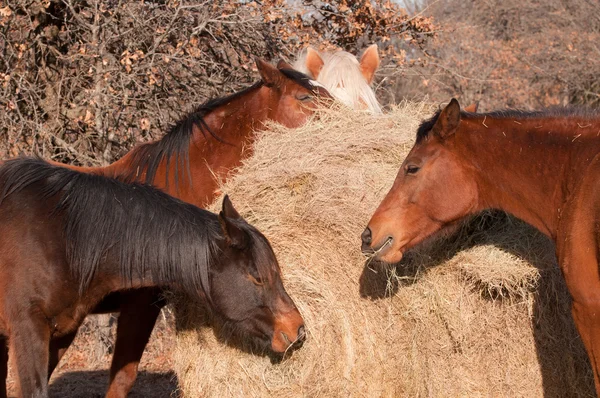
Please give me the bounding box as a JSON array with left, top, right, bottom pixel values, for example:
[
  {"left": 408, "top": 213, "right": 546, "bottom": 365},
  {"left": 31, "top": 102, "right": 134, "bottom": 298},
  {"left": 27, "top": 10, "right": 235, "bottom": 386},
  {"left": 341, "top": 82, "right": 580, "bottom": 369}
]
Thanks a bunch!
[
  {"left": 0, "top": 0, "right": 436, "bottom": 167},
  {"left": 0, "top": 0, "right": 281, "bottom": 165},
  {"left": 392, "top": 0, "right": 600, "bottom": 110}
]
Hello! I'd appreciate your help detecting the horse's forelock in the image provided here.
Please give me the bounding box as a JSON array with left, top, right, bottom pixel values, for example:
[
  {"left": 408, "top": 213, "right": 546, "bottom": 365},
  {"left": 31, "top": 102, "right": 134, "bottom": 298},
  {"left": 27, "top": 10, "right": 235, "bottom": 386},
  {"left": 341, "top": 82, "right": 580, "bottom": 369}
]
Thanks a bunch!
[{"left": 296, "top": 50, "right": 382, "bottom": 114}]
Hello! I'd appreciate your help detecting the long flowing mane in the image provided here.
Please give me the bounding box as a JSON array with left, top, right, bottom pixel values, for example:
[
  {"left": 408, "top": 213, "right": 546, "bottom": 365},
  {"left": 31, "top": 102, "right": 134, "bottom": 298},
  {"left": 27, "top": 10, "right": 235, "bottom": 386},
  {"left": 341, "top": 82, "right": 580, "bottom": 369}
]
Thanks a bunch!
[
  {"left": 122, "top": 80, "right": 264, "bottom": 189},
  {"left": 123, "top": 67, "right": 320, "bottom": 189},
  {"left": 0, "top": 157, "right": 222, "bottom": 297},
  {"left": 293, "top": 50, "right": 382, "bottom": 114},
  {"left": 416, "top": 106, "right": 600, "bottom": 144}
]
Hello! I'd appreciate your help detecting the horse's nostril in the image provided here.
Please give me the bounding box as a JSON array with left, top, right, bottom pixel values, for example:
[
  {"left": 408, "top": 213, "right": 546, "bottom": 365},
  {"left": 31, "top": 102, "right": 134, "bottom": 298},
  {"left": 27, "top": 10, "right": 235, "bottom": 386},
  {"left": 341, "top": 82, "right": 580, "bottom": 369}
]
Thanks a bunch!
[
  {"left": 361, "top": 227, "right": 372, "bottom": 245},
  {"left": 297, "top": 325, "right": 306, "bottom": 342},
  {"left": 280, "top": 331, "right": 291, "bottom": 345}
]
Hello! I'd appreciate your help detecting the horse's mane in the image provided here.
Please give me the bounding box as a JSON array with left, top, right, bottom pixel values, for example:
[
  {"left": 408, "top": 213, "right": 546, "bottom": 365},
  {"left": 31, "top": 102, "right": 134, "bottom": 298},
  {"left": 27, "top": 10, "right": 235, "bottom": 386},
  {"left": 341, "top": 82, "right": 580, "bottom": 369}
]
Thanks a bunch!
[
  {"left": 122, "top": 80, "right": 264, "bottom": 190},
  {"left": 293, "top": 49, "right": 382, "bottom": 114},
  {"left": 415, "top": 110, "right": 442, "bottom": 144},
  {"left": 416, "top": 106, "right": 600, "bottom": 144},
  {"left": 0, "top": 157, "right": 222, "bottom": 298},
  {"left": 279, "top": 67, "right": 321, "bottom": 92},
  {"left": 123, "top": 66, "right": 320, "bottom": 190}
]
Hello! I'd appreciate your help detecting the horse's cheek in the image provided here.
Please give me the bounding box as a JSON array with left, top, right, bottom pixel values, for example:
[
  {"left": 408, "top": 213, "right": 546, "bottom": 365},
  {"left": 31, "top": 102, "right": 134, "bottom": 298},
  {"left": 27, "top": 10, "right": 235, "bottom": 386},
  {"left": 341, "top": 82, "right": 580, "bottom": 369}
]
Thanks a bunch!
[
  {"left": 442, "top": 170, "right": 477, "bottom": 219},
  {"left": 417, "top": 166, "right": 470, "bottom": 221}
]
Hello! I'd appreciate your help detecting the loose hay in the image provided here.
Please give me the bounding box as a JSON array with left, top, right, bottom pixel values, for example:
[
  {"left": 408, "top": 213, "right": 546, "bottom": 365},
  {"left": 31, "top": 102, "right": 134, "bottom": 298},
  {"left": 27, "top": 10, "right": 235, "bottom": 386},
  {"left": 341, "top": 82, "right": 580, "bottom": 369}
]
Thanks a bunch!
[{"left": 173, "top": 103, "right": 594, "bottom": 397}]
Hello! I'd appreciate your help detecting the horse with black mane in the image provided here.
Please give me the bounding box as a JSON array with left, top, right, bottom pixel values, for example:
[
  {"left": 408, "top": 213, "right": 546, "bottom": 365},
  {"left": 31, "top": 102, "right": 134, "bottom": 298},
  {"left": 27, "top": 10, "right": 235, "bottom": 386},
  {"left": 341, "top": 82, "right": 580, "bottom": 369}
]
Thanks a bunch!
[
  {"left": 0, "top": 58, "right": 329, "bottom": 398},
  {"left": 363, "top": 99, "right": 600, "bottom": 394},
  {"left": 0, "top": 158, "right": 304, "bottom": 398}
]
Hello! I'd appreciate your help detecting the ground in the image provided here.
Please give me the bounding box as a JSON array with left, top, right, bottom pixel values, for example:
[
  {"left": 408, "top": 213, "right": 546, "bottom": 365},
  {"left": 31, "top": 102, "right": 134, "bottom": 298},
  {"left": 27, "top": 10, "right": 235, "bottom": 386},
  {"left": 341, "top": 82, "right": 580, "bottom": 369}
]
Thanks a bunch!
[{"left": 6, "top": 310, "right": 179, "bottom": 398}]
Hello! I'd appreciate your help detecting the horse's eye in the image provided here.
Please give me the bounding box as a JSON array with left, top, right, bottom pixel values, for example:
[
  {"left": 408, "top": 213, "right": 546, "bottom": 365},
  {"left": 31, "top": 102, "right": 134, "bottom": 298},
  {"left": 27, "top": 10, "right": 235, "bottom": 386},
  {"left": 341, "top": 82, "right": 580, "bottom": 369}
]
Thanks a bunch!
[
  {"left": 249, "top": 274, "right": 264, "bottom": 286},
  {"left": 296, "top": 94, "right": 312, "bottom": 102},
  {"left": 406, "top": 165, "right": 420, "bottom": 175}
]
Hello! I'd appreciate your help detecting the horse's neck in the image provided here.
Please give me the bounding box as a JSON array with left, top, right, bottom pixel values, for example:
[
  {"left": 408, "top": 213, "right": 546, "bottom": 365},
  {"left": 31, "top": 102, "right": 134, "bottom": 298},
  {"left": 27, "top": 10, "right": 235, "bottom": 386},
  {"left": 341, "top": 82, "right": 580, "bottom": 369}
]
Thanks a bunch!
[
  {"left": 50, "top": 86, "right": 270, "bottom": 207},
  {"left": 106, "top": 84, "right": 269, "bottom": 206},
  {"left": 199, "top": 86, "right": 270, "bottom": 146},
  {"left": 184, "top": 86, "right": 270, "bottom": 202},
  {"left": 460, "top": 116, "right": 600, "bottom": 238}
]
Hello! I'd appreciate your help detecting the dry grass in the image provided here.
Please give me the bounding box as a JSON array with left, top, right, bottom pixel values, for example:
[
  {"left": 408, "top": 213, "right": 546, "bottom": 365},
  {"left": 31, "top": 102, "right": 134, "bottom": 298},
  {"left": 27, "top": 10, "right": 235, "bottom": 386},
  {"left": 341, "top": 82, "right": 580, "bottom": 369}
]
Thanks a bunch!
[{"left": 173, "top": 103, "right": 594, "bottom": 397}]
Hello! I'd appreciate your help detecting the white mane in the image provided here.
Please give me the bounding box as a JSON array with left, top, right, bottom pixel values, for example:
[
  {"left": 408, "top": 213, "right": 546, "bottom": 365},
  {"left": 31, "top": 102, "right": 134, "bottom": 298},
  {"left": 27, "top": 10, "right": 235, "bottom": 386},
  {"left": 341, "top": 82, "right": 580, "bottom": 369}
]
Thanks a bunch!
[{"left": 294, "top": 50, "right": 382, "bottom": 114}]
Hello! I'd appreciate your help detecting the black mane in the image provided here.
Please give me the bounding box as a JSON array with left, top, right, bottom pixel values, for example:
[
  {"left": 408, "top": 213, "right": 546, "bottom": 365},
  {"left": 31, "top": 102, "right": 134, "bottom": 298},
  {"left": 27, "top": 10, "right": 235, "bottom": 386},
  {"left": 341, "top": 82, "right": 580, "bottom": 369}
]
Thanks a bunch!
[
  {"left": 416, "top": 109, "right": 442, "bottom": 144},
  {"left": 279, "top": 67, "right": 320, "bottom": 92},
  {"left": 416, "top": 106, "right": 600, "bottom": 144},
  {"left": 0, "top": 157, "right": 227, "bottom": 298},
  {"left": 124, "top": 67, "right": 319, "bottom": 189},
  {"left": 122, "top": 80, "right": 263, "bottom": 190}
]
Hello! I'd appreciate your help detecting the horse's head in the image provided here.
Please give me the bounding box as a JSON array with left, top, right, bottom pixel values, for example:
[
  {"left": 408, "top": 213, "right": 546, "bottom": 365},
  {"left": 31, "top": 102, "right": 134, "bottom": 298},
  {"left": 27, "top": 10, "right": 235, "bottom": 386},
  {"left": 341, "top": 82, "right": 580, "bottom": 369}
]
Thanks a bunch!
[
  {"left": 255, "top": 58, "right": 331, "bottom": 128},
  {"left": 293, "top": 45, "right": 382, "bottom": 113},
  {"left": 210, "top": 196, "right": 305, "bottom": 355},
  {"left": 361, "top": 99, "right": 478, "bottom": 263}
]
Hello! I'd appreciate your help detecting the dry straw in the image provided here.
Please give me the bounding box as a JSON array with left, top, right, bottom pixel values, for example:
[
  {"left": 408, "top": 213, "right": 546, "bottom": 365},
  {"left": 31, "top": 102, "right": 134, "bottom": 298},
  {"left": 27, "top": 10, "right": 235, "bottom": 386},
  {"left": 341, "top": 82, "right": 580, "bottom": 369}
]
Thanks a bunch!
[{"left": 174, "top": 103, "right": 593, "bottom": 397}]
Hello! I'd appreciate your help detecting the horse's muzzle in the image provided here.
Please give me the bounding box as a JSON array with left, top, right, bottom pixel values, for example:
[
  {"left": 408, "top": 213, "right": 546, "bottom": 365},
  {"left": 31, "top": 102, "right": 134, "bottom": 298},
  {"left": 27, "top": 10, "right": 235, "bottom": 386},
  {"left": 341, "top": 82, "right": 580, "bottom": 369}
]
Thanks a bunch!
[{"left": 272, "top": 309, "right": 305, "bottom": 353}]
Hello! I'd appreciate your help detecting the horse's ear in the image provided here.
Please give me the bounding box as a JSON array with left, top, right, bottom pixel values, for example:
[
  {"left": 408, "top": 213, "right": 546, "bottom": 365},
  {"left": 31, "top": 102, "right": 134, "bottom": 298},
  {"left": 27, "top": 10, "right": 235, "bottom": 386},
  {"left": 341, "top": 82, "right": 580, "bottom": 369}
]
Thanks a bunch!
[
  {"left": 464, "top": 102, "right": 479, "bottom": 113},
  {"left": 305, "top": 47, "right": 324, "bottom": 78},
  {"left": 256, "top": 58, "right": 283, "bottom": 88},
  {"left": 359, "top": 44, "right": 380, "bottom": 84},
  {"left": 432, "top": 98, "right": 461, "bottom": 139},
  {"left": 219, "top": 195, "right": 246, "bottom": 248},
  {"left": 221, "top": 195, "right": 241, "bottom": 220},
  {"left": 277, "top": 59, "right": 294, "bottom": 70}
]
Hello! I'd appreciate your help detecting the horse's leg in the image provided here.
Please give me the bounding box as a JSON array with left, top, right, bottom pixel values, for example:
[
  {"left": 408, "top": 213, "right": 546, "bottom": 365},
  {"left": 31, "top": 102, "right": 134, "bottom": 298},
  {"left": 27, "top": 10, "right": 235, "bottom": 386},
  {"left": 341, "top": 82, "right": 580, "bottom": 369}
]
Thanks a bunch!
[
  {"left": 9, "top": 313, "right": 51, "bottom": 398},
  {"left": 565, "top": 257, "right": 600, "bottom": 393},
  {"left": 0, "top": 336, "right": 8, "bottom": 398},
  {"left": 557, "top": 197, "right": 600, "bottom": 394},
  {"left": 47, "top": 332, "right": 77, "bottom": 379},
  {"left": 105, "top": 289, "right": 165, "bottom": 398},
  {"left": 571, "top": 300, "right": 600, "bottom": 391}
]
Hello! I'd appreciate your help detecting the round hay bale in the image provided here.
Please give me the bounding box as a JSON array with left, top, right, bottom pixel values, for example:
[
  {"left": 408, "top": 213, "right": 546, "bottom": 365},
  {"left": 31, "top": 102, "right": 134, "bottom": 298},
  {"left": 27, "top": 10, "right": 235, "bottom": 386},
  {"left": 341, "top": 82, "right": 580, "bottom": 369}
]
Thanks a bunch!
[{"left": 173, "top": 104, "right": 593, "bottom": 397}]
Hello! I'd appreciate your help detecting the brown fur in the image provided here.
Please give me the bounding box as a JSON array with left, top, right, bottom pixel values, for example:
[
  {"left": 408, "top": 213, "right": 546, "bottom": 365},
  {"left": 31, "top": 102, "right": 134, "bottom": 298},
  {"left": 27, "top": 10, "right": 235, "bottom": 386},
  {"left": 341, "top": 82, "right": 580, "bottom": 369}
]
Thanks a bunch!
[
  {"left": 0, "top": 160, "right": 304, "bottom": 398},
  {"left": 1, "top": 59, "right": 327, "bottom": 398},
  {"left": 305, "top": 47, "right": 325, "bottom": 79},
  {"left": 358, "top": 44, "right": 380, "bottom": 84},
  {"left": 363, "top": 99, "right": 600, "bottom": 394}
]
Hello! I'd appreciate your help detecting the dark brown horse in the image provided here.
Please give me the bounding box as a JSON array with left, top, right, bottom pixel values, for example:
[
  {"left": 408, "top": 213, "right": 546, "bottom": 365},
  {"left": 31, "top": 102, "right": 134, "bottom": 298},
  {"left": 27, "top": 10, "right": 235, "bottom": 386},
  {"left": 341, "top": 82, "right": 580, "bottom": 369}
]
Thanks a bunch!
[
  {"left": 362, "top": 99, "right": 600, "bottom": 394},
  {"left": 0, "top": 158, "right": 304, "bottom": 398},
  {"left": 0, "top": 58, "right": 329, "bottom": 398}
]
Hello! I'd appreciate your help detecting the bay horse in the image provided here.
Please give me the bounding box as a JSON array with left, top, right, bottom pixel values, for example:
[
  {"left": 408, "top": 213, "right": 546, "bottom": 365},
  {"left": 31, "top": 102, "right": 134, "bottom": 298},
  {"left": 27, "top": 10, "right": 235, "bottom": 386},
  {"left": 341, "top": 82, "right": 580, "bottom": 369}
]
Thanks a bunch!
[
  {"left": 0, "top": 157, "right": 305, "bottom": 398},
  {"left": 362, "top": 99, "right": 600, "bottom": 394},
  {"left": 0, "top": 58, "right": 329, "bottom": 398},
  {"left": 293, "top": 44, "right": 382, "bottom": 114}
]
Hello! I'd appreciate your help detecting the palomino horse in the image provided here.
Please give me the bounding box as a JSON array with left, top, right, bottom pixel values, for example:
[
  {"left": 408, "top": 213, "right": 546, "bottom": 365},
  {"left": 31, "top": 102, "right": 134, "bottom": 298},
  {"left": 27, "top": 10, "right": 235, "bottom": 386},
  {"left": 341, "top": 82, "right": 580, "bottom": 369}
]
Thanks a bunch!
[
  {"left": 362, "top": 99, "right": 600, "bottom": 394},
  {"left": 293, "top": 44, "right": 382, "bottom": 114},
  {"left": 0, "top": 59, "right": 329, "bottom": 398},
  {"left": 0, "top": 158, "right": 304, "bottom": 398}
]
